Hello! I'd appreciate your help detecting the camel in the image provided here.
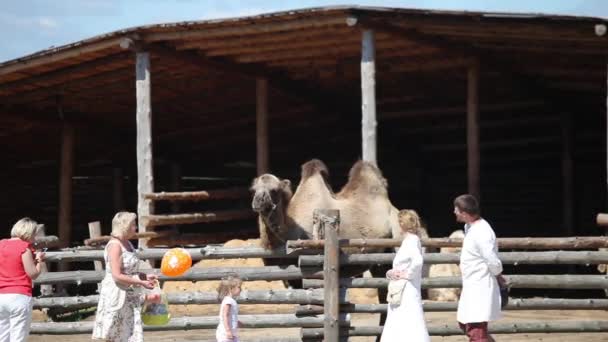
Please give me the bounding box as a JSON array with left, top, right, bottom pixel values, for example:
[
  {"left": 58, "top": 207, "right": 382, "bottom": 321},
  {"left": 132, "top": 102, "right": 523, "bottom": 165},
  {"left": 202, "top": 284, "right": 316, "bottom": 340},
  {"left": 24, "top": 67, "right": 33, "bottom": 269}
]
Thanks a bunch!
[
  {"left": 428, "top": 229, "right": 464, "bottom": 301},
  {"left": 251, "top": 159, "right": 403, "bottom": 340},
  {"left": 250, "top": 159, "right": 401, "bottom": 251}
]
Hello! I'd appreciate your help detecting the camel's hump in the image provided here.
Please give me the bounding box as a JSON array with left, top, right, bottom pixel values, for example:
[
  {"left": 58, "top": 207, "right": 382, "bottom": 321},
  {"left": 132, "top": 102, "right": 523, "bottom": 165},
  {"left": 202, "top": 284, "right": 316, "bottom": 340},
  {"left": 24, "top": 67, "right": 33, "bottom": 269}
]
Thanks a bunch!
[{"left": 301, "top": 159, "right": 330, "bottom": 181}]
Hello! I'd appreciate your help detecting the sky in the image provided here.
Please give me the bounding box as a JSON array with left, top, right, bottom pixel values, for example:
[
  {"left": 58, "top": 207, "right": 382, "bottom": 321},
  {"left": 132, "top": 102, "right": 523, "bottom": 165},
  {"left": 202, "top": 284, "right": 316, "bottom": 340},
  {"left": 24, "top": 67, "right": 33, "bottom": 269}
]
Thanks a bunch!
[{"left": 1, "top": 0, "right": 607, "bottom": 63}]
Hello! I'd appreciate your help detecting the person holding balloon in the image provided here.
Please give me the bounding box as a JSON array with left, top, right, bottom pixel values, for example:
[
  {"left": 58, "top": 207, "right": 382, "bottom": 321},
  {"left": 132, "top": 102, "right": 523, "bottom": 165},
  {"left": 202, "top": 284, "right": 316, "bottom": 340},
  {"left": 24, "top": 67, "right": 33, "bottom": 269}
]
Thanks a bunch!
[{"left": 92, "top": 212, "right": 160, "bottom": 342}]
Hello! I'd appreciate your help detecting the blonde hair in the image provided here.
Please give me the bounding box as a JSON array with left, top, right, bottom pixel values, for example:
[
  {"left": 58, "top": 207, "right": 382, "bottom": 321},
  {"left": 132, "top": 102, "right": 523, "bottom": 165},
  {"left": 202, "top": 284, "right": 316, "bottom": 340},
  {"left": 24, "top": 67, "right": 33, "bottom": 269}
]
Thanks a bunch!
[
  {"left": 398, "top": 209, "right": 423, "bottom": 236},
  {"left": 217, "top": 275, "right": 242, "bottom": 300},
  {"left": 111, "top": 211, "right": 137, "bottom": 239},
  {"left": 11, "top": 217, "right": 42, "bottom": 241}
]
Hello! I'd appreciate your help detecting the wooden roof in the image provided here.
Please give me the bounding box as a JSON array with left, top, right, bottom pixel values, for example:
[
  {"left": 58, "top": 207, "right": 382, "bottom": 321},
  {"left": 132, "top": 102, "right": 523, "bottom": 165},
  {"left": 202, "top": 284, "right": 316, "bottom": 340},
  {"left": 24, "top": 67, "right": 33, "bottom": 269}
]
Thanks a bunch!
[{"left": 0, "top": 7, "right": 606, "bottom": 243}]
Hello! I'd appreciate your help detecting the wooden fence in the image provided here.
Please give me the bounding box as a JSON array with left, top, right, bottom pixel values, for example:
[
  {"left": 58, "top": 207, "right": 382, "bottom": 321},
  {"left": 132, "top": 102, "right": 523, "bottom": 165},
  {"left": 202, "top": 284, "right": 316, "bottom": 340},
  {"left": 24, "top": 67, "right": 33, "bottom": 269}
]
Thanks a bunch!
[{"left": 32, "top": 210, "right": 608, "bottom": 341}]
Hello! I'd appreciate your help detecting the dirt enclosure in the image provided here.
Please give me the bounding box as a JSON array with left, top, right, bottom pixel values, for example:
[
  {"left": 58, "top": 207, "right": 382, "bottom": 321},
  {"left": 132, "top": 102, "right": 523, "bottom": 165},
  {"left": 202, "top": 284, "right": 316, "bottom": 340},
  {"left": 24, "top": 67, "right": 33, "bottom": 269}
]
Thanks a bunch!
[{"left": 28, "top": 239, "right": 608, "bottom": 341}]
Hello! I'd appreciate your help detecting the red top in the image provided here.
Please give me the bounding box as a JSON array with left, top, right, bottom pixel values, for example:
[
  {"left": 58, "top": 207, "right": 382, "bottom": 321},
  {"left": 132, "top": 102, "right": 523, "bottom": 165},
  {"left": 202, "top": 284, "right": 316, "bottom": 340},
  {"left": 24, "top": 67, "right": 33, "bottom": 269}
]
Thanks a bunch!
[{"left": 0, "top": 239, "right": 33, "bottom": 296}]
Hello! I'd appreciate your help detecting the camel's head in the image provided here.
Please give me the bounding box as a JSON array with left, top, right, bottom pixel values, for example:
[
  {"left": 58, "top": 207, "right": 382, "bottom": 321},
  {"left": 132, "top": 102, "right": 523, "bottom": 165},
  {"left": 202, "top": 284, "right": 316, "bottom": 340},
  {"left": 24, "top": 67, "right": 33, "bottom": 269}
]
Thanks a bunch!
[
  {"left": 251, "top": 174, "right": 292, "bottom": 215},
  {"left": 250, "top": 174, "right": 292, "bottom": 249}
]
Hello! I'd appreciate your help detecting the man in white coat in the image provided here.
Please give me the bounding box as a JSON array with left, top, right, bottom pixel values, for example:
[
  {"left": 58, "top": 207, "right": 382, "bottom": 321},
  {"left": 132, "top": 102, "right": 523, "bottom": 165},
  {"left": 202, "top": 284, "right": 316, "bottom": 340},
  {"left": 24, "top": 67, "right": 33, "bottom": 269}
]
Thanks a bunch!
[{"left": 453, "top": 194, "right": 505, "bottom": 342}]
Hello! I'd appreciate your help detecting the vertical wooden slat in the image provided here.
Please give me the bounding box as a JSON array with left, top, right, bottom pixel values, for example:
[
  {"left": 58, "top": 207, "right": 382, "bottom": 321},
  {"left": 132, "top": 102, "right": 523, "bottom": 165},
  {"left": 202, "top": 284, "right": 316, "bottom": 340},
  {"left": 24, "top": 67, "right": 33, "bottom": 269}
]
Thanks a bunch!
[
  {"left": 256, "top": 78, "right": 269, "bottom": 175},
  {"left": 467, "top": 60, "right": 480, "bottom": 199},
  {"left": 112, "top": 167, "right": 125, "bottom": 212},
  {"left": 136, "top": 51, "right": 154, "bottom": 248},
  {"left": 361, "top": 29, "right": 377, "bottom": 165},
  {"left": 58, "top": 122, "right": 74, "bottom": 248},
  {"left": 561, "top": 112, "right": 574, "bottom": 235},
  {"left": 170, "top": 162, "right": 181, "bottom": 231},
  {"left": 318, "top": 209, "right": 340, "bottom": 342},
  {"left": 37, "top": 226, "right": 53, "bottom": 297},
  {"left": 88, "top": 221, "right": 104, "bottom": 293}
]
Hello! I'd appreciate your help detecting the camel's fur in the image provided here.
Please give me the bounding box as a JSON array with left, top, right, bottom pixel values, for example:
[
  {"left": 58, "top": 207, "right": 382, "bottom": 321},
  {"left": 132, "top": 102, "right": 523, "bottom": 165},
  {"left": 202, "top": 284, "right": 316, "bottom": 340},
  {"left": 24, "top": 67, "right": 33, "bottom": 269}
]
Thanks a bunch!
[
  {"left": 428, "top": 229, "right": 465, "bottom": 301},
  {"left": 251, "top": 159, "right": 401, "bottom": 251}
]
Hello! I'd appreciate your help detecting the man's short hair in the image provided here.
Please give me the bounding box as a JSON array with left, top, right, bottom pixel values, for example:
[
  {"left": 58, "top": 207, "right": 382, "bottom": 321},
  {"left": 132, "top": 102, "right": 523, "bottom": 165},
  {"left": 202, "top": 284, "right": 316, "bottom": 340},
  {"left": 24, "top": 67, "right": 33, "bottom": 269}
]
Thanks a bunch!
[{"left": 454, "top": 194, "right": 480, "bottom": 216}]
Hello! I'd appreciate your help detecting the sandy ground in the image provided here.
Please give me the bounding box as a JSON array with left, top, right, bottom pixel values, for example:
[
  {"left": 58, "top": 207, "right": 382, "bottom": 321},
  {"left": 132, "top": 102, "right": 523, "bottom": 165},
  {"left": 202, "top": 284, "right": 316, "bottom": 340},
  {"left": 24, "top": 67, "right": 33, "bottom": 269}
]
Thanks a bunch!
[{"left": 28, "top": 239, "right": 608, "bottom": 341}]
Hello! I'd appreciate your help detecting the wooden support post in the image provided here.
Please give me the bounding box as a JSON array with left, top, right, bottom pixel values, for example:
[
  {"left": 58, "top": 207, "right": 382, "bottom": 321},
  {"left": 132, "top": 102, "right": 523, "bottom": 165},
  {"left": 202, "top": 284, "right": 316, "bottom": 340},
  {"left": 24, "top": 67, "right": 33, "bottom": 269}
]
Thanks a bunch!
[
  {"left": 361, "top": 29, "right": 377, "bottom": 165},
  {"left": 317, "top": 209, "right": 340, "bottom": 342},
  {"left": 88, "top": 222, "right": 104, "bottom": 293},
  {"left": 467, "top": 60, "right": 480, "bottom": 199},
  {"left": 136, "top": 51, "right": 154, "bottom": 248},
  {"left": 256, "top": 78, "right": 269, "bottom": 175},
  {"left": 58, "top": 123, "right": 74, "bottom": 249},
  {"left": 112, "top": 168, "right": 125, "bottom": 212},
  {"left": 37, "top": 226, "right": 54, "bottom": 297},
  {"left": 561, "top": 112, "right": 574, "bottom": 235}
]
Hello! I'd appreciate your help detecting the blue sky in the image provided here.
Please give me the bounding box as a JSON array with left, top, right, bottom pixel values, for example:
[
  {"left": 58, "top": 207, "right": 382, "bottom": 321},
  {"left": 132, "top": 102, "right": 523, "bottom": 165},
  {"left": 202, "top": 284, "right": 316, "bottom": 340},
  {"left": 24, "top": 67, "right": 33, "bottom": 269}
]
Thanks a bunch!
[{"left": 1, "top": 0, "right": 607, "bottom": 63}]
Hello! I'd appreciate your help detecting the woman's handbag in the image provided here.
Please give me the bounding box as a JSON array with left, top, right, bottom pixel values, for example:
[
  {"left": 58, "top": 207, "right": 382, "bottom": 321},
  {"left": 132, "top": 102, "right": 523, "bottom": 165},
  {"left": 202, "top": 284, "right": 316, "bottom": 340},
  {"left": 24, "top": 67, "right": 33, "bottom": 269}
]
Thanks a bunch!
[{"left": 386, "top": 279, "right": 407, "bottom": 306}]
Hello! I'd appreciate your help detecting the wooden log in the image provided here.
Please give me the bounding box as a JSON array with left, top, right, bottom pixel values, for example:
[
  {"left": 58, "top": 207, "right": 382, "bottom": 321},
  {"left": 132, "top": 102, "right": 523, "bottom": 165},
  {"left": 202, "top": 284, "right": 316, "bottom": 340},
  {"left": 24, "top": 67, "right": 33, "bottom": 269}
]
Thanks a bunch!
[
  {"left": 361, "top": 29, "right": 377, "bottom": 165},
  {"left": 87, "top": 222, "right": 104, "bottom": 293},
  {"left": 36, "top": 228, "right": 54, "bottom": 297},
  {"left": 58, "top": 122, "right": 74, "bottom": 248},
  {"left": 302, "top": 275, "right": 608, "bottom": 289},
  {"left": 318, "top": 209, "right": 340, "bottom": 341},
  {"left": 35, "top": 265, "right": 323, "bottom": 285},
  {"left": 44, "top": 246, "right": 292, "bottom": 262},
  {"left": 256, "top": 78, "right": 269, "bottom": 175},
  {"left": 30, "top": 313, "right": 350, "bottom": 334},
  {"left": 34, "top": 293, "right": 608, "bottom": 312},
  {"left": 84, "top": 231, "right": 170, "bottom": 246},
  {"left": 148, "top": 231, "right": 255, "bottom": 247},
  {"left": 296, "top": 298, "right": 608, "bottom": 315},
  {"left": 142, "top": 209, "right": 255, "bottom": 228},
  {"left": 467, "top": 59, "right": 480, "bottom": 199},
  {"left": 301, "top": 320, "right": 608, "bottom": 338},
  {"left": 143, "top": 188, "right": 249, "bottom": 201},
  {"left": 136, "top": 51, "right": 154, "bottom": 249},
  {"left": 45, "top": 248, "right": 608, "bottom": 264},
  {"left": 287, "top": 236, "right": 608, "bottom": 250},
  {"left": 32, "top": 235, "right": 60, "bottom": 249},
  {"left": 298, "top": 251, "right": 608, "bottom": 266},
  {"left": 597, "top": 213, "right": 608, "bottom": 227}
]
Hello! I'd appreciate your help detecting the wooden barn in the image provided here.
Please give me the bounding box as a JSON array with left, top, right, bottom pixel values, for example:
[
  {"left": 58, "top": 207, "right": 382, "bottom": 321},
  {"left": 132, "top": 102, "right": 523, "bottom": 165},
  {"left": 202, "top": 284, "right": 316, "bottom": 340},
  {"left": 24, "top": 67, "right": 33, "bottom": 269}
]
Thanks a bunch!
[{"left": 0, "top": 6, "right": 606, "bottom": 249}]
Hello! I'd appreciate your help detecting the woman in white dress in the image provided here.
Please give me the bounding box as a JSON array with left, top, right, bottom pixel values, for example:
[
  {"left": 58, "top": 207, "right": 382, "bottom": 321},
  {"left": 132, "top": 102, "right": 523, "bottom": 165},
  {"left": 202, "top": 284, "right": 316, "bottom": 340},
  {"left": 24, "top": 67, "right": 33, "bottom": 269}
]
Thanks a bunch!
[{"left": 380, "top": 209, "right": 430, "bottom": 342}]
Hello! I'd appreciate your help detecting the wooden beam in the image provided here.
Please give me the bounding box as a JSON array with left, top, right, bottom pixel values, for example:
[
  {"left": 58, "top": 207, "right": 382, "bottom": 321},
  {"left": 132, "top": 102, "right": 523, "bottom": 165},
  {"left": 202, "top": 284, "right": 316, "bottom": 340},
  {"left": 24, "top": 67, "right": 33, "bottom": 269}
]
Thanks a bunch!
[
  {"left": 0, "top": 52, "right": 129, "bottom": 94},
  {"left": 58, "top": 122, "right": 74, "bottom": 248},
  {"left": 361, "top": 29, "right": 377, "bottom": 165},
  {"left": 256, "top": 78, "right": 269, "bottom": 175},
  {"left": 318, "top": 209, "right": 340, "bottom": 342},
  {"left": 144, "top": 16, "right": 350, "bottom": 42},
  {"left": 135, "top": 51, "right": 154, "bottom": 248},
  {"left": 0, "top": 38, "right": 123, "bottom": 77},
  {"left": 467, "top": 60, "right": 480, "bottom": 199}
]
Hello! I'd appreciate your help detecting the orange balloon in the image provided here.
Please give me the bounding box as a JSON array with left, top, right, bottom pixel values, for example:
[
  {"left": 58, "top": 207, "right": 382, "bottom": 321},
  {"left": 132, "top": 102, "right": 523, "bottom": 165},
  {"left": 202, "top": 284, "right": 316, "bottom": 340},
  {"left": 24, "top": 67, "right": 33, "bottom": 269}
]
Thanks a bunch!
[{"left": 160, "top": 248, "right": 192, "bottom": 277}]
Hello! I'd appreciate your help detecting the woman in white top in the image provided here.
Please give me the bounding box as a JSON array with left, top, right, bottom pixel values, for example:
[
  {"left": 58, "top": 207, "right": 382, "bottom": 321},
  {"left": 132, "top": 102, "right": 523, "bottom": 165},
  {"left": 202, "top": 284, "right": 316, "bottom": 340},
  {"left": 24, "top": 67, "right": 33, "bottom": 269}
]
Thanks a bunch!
[
  {"left": 380, "top": 209, "right": 430, "bottom": 342},
  {"left": 216, "top": 275, "right": 243, "bottom": 342},
  {"left": 454, "top": 194, "right": 505, "bottom": 342}
]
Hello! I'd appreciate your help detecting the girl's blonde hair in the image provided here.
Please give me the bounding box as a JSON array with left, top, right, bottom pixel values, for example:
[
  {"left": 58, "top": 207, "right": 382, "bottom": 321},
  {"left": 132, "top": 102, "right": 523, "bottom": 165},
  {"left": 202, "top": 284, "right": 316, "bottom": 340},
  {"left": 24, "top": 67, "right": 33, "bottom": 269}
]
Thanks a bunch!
[
  {"left": 11, "top": 217, "right": 42, "bottom": 241},
  {"left": 217, "top": 275, "right": 242, "bottom": 300},
  {"left": 111, "top": 211, "right": 137, "bottom": 239},
  {"left": 398, "top": 209, "right": 423, "bottom": 236}
]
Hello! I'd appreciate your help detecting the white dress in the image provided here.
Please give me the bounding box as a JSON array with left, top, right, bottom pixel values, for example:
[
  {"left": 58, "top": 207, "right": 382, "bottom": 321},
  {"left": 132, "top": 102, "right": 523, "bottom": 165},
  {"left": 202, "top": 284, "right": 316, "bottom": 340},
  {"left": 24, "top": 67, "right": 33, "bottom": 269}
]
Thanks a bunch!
[
  {"left": 457, "top": 219, "right": 503, "bottom": 324},
  {"left": 380, "top": 233, "right": 430, "bottom": 342},
  {"left": 92, "top": 240, "right": 144, "bottom": 342},
  {"left": 216, "top": 296, "right": 239, "bottom": 342}
]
